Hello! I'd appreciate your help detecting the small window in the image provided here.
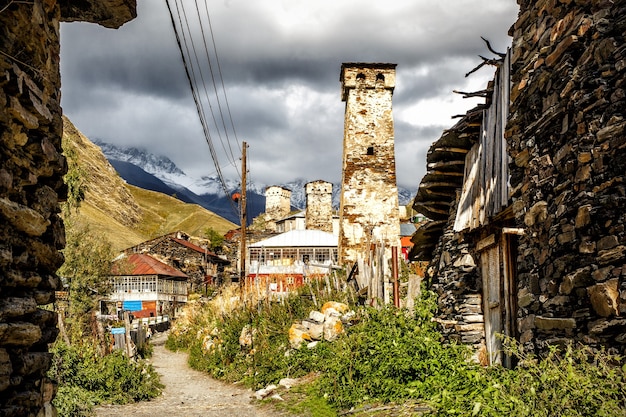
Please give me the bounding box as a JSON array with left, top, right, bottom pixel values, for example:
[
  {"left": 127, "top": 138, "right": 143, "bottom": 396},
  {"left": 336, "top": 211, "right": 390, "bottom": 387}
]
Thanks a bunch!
[
  {"left": 376, "top": 73, "right": 385, "bottom": 82},
  {"left": 366, "top": 146, "right": 375, "bottom": 156}
]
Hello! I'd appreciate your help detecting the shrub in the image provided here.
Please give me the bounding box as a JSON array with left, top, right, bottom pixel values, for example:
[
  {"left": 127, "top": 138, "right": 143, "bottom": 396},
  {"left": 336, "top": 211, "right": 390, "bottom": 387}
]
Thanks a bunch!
[{"left": 50, "top": 341, "right": 162, "bottom": 416}]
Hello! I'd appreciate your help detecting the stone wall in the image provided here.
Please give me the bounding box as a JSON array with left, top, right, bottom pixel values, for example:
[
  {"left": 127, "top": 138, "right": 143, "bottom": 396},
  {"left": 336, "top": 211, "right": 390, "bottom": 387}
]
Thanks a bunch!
[
  {"left": 508, "top": 0, "right": 626, "bottom": 353},
  {"left": 338, "top": 63, "right": 401, "bottom": 267},
  {"left": 0, "top": 1, "right": 135, "bottom": 415},
  {"left": 427, "top": 197, "right": 485, "bottom": 360}
]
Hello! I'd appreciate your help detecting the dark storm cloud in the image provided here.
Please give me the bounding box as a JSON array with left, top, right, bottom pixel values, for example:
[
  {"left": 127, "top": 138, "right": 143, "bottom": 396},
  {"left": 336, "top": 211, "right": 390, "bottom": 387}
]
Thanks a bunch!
[{"left": 60, "top": 0, "right": 519, "bottom": 192}]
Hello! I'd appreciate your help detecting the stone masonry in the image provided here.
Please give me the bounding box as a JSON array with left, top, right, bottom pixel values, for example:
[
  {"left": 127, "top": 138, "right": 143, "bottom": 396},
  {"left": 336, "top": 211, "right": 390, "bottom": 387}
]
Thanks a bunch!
[
  {"left": 338, "top": 63, "right": 401, "bottom": 267},
  {"left": 264, "top": 185, "right": 292, "bottom": 232},
  {"left": 414, "top": 0, "right": 626, "bottom": 359},
  {"left": 305, "top": 180, "right": 333, "bottom": 232},
  {"left": 508, "top": 0, "right": 626, "bottom": 354},
  {"left": 0, "top": 1, "right": 135, "bottom": 415}
]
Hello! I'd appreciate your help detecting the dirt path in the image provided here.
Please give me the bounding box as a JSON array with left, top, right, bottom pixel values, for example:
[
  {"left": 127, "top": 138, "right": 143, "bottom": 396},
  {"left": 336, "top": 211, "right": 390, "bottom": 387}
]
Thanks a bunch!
[{"left": 95, "top": 332, "right": 291, "bottom": 417}]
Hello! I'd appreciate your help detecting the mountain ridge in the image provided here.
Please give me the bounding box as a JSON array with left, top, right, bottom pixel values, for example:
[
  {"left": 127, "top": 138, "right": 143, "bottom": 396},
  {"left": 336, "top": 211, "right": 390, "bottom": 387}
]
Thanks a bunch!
[
  {"left": 62, "top": 117, "right": 236, "bottom": 252},
  {"left": 93, "top": 141, "right": 415, "bottom": 221}
]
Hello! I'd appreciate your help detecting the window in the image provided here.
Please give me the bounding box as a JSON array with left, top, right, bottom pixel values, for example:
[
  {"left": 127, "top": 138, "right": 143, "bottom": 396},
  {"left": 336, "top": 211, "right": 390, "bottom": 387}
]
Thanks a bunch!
[{"left": 366, "top": 146, "right": 375, "bottom": 156}]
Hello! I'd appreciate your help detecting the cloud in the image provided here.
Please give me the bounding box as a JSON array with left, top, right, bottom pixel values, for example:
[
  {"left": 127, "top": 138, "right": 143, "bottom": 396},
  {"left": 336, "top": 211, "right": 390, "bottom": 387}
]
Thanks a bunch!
[{"left": 60, "top": 0, "right": 519, "bottom": 191}]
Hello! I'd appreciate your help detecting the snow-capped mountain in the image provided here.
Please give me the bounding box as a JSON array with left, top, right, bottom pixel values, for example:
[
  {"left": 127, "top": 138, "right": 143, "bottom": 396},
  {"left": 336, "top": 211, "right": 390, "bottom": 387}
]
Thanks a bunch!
[{"left": 95, "top": 141, "right": 415, "bottom": 223}]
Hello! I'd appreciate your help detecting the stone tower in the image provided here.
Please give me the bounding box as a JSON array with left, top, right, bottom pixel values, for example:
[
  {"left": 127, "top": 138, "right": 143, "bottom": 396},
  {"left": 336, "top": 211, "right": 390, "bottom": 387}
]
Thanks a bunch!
[
  {"left": 338, "top": 63, "right": 401, "bottom": 266},
  {"left": 305, "top": 180, "right": 333, "bottom": 232},
  {"left": 264, "top": 185, "right": 291, "bottom": 231}
]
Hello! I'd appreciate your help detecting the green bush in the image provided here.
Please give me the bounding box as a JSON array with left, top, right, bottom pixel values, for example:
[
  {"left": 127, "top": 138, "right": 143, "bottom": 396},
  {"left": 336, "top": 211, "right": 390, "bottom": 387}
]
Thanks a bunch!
[{"left": 50, "top": 341, "right": 162, "bottom": 416}]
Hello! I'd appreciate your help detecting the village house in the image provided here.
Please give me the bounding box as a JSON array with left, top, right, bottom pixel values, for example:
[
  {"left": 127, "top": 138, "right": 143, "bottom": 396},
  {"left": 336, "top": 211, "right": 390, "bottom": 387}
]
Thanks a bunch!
[
  {"left": 124, "top": 231, "right": 230, "bottom": 291},
  {"left": 247, "top": 229, "right": 339, "bottom": 292},
  {"left": 109, "top": 253, "right": 188, "bottom": 320},
  {"left": 412, "top": 1, "right": 626, "bottom": 365}
]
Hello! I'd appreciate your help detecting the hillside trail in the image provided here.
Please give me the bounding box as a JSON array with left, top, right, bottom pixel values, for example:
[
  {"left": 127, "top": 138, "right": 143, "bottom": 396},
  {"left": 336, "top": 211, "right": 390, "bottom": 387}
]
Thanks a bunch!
[{"left": 94, "top": 331, "right": 292, "bottom": 417}]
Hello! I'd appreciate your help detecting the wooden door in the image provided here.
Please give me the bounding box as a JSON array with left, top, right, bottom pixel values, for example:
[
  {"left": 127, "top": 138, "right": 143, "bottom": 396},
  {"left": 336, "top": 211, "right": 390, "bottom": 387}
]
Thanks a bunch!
[{"left": 477, "top": 233, "right": 515, "bottom": 367}]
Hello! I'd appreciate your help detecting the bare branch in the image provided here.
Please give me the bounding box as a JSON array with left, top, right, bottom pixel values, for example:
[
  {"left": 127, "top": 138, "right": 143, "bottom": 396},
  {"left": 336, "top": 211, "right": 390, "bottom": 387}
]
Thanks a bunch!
[
  {"left": 481, "top": 36, "right": 507, "bottom": 58},
  {"left": 465, "top": 55, "right": 500, "bottom": 77},
  {"left": 453, "top": 89, "right": 490, "bottom": 98}
]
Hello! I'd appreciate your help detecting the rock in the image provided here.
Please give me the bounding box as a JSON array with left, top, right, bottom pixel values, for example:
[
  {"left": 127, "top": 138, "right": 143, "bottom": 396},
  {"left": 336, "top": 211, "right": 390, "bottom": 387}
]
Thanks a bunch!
[
  {"left": 288, "top": 324, "right": 311, "bottom": 349},
  {"left": 308, "top": 310, "right": 325, "bottom": 323},
  {"left": 588, "top": 279, "right": 619, "bottom": 317},
  {"left": 534, "top": 317, "right": 576, "bottom": 330},
  {"left": 323, "top": 316, "right": 343, "bottom": 342},
  {"left": 254, "top": 384, "right": 278, "bottom": 400},
  {"left": 306, "top": 341, "right": 319, "bottom": 349},
  {"left": 278, "top": 378, "right": 299, "bottom": 389},
  {"left": 321, "top": 301, "right": 349, "bottom": 315}
]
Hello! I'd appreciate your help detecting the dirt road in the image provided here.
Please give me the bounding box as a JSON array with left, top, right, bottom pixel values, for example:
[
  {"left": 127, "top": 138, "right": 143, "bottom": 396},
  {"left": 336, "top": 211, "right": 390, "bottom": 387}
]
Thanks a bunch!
[{"left": 95, "top": 332, "right": 291, "bottom": 417}]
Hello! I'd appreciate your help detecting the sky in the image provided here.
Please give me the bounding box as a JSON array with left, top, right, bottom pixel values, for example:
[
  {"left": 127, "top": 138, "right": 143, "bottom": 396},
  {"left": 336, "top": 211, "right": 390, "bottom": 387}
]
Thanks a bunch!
[{"left": 60, "top": 0, "right": 519, "bottom": 193}]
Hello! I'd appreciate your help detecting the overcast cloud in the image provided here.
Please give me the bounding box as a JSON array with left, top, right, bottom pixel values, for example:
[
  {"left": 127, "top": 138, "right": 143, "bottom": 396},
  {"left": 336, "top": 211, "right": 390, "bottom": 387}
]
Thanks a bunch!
[{"left": 60, "top": 0, "right": 519, "bottom": 192}]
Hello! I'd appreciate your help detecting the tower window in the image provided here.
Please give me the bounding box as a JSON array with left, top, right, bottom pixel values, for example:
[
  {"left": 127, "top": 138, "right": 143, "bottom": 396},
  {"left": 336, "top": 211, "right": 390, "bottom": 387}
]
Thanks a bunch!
[
  {"left": 356, "top": 73, "right": 365, "bottom": 81},
  {"left": 366, "top": 146, "right": 375, "bottom": 156},
  {"left": 376, "top": 73, "right": 385, "bottom": 82}
]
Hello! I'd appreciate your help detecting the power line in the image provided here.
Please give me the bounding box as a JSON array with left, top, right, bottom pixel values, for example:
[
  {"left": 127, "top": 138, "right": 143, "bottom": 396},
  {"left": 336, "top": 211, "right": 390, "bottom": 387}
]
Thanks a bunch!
[{"left": 165, "top": 0, "right": 239, "bottom": 217}]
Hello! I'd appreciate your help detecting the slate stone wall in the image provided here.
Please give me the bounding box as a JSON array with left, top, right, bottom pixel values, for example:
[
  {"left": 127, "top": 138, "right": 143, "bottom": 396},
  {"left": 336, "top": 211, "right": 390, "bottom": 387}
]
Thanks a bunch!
[{"left": 508, "top": 0, "right": 626, "bottom": 353}]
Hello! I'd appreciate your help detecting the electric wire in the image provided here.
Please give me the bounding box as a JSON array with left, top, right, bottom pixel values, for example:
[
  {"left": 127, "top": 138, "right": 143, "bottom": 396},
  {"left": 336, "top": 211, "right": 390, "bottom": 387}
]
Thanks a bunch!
[
  {"left": 193, "top": 0, "right": 239, "bottom": 168},
  {"left": 199, "top": 0, "right": 242, "bottom": 159},
  {"left": 165, "top": 0, "right": 239, "bottom": 217}
]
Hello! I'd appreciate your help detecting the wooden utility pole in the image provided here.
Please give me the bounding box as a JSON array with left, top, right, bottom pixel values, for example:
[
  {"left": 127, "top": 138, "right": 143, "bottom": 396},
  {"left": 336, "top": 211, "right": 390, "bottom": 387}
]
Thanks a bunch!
[{"left": 239, "top": 142, "right": 248, "bottom": 288}]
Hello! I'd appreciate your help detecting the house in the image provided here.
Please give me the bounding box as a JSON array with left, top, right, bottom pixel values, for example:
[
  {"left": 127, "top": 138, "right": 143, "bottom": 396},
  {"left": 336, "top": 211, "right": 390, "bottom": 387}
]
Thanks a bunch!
[
  {"left": 109, "top": 253, "right": 188, "bottom": 319},
  {"left": 247, "top": 229, "right": 338, "bottom": 291},
  {"left": 399, "top": 223, "right": 416, "bottom": 261},
  {"left": 411, "top": 1, "right": 626, "bottom": 365},
  {"left": 124, "top": 231, "right": 230, "bottom": 291}
]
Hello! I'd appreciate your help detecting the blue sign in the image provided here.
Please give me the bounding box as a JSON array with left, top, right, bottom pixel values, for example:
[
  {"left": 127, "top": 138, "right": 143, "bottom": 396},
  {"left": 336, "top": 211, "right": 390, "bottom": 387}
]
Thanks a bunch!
[
  {"left": 111, "top": 327, "right": 125, "bottom": 335},
  {"left": 123, "top": 300, "right": 142, "bottom": 312}
]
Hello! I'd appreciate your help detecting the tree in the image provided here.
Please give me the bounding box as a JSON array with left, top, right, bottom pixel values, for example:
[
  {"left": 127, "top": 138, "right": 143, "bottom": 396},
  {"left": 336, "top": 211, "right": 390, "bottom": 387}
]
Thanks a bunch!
[
  {"left": 204, "top": 227, "right": 225, "bottom": 253},
  {"left": 58, "top": 220, "right": 114, "bottom": 337}
]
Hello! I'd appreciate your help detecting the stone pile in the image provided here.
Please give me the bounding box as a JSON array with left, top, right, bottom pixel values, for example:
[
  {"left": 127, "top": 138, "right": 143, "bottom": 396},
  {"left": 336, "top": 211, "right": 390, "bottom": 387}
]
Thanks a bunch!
[
  {"left": 288, "top": 301, "right": 354, "bottom": 349},
  {"left": 507, "top": 0, "right": 626, "bottom": 353}
]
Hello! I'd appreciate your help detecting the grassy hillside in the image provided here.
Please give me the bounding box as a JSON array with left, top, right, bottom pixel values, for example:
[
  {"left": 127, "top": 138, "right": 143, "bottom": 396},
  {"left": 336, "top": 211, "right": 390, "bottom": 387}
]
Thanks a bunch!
[{"left": 61, "top": 116, "right": 236, "bottom": 252}]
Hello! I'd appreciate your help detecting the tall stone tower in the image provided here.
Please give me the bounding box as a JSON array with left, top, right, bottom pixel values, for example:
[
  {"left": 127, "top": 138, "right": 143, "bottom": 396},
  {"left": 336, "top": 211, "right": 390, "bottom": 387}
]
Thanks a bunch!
[
  {"left": 338, "top": 63, "right": 401, "bottom": 266},
  {"left": 264, "top": 185, "right": 291, "bottom": 232},
  {"left": 305, "top": 180, "right": 333, "bottom": 232}
]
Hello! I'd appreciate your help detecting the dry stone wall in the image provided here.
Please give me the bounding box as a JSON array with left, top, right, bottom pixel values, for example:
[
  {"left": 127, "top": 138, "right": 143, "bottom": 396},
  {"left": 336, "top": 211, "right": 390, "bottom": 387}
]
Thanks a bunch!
[
  {"left": 427, "top": 197, "right": 485, "bottom": 358},
  {"left": 0, "top": 1, "right": 135, "bottom": 415},
  {"left": 508, "top": 0, "right": 626, "bottom": 353}
]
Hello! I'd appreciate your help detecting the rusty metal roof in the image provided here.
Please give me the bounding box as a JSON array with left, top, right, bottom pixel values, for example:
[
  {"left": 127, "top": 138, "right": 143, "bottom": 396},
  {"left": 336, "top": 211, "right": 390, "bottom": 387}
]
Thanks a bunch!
[{"left": 112, "top": 253, "right": 187, "bottom": 278}]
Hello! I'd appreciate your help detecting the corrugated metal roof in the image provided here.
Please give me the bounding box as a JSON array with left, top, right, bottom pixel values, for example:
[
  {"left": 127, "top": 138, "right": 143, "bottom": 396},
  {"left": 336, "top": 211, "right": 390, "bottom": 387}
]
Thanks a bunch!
[
  {"left": 400, "top": 223, "right": 417, "bottom": 236},
  {"left": 112, "top": 253, "right": 188, "bottom": 278},
  {"left": 249, "top": 230, "right": 338, "bottom": 248}
]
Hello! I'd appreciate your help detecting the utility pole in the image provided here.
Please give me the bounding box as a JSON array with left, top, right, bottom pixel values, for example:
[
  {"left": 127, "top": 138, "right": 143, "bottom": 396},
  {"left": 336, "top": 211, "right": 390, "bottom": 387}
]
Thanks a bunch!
[{"left": 239, "top": 142, "right": 248, "bottom": 289}]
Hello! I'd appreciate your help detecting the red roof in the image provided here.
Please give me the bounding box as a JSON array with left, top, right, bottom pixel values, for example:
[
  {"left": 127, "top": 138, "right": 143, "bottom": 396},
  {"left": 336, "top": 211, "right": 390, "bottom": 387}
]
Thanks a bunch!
[{"left": 112, "top": 253, "right": 187, "bottom": 278}]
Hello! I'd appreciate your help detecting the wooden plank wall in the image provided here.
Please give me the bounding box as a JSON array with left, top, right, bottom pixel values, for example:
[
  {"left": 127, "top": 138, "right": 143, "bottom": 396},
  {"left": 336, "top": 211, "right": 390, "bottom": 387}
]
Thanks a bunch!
[{"left": 454, "top": 50, "right": 511, "bottom": 232}]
